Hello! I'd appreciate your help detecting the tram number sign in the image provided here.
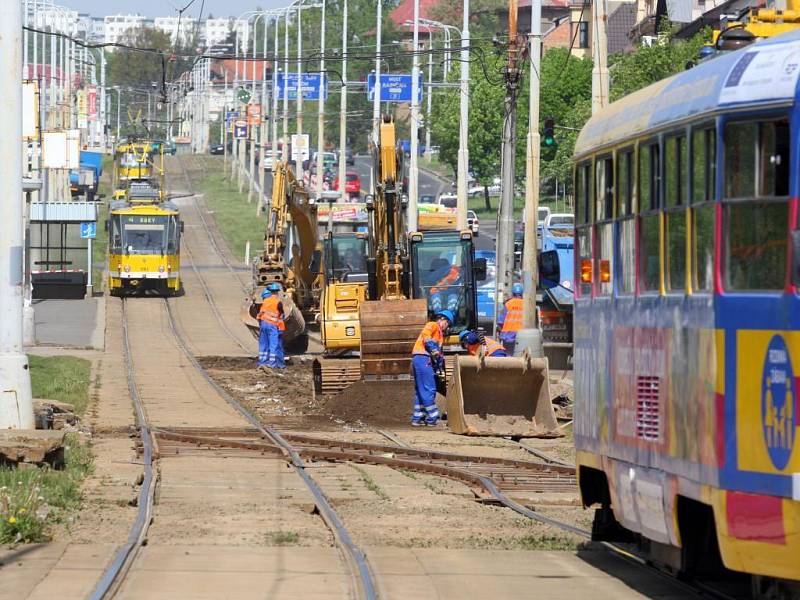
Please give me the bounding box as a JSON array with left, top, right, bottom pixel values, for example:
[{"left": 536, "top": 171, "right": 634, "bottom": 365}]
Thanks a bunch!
[{"left": 80, "top": 222, "right": 96, "bottom": 239}]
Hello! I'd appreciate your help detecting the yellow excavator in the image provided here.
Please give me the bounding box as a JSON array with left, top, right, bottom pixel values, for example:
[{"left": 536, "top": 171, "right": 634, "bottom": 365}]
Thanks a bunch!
[
  {"left": 313, "top": 116, "right": 559, "bottom": 437},
  {"left": 705, "top": 0, "right": 800, "bottom": 50},
  {"left": 241, "top": 161, "right": 322, "bottom": 352}
]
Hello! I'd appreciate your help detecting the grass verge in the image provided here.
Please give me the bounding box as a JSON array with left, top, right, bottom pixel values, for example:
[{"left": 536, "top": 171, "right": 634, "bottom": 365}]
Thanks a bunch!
[
  {"left": 28, "top": 355, "right": 92, "bottom": 415},
  {"left": 194, "top": 159, "right": 267, "bottom": 264},
  {"left": 0, "top": 435, "right": 94, "bottom": 544}
]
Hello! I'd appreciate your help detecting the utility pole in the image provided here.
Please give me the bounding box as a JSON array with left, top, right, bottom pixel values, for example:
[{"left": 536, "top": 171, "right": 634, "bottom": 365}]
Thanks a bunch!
[
  {"left": 99, "top": 50, "right": 106, "bottom": 149},
  {"left": 283, "top": 11, "right": 289, "bottom": 162},
  {"left": 272, "top": 16, "right": 280, "bottom": 171},
  {"left": 493, "top": 0, "right": 521, "bottom": 334},
  {"left": 592, "top": 0, "right": 609, "bottom": 112},
  {"left": 408, "top": 0, "right": 420, "bottom": 232},
  {"left": 259, "top": 15, "right": 271, "bottom": 213},
  {"left": 337, "top": 0, "right": 348, "bottom": 203},
  {"left": 370, "top": 0, "right": 382, "bottom": 195},
  {"left": 522, "top": 0, "right": 541, "bottom": 333},
  {"left": 0, "top": 0, "right": 34, "bottom": 430},
  {"left": 424, "top": 29, "right": 433, "bottom": 163},
  {"left": 456, "top": 0, "right": 470, "bottom": 230},
  {"left": 316, "top": 0, "right": 327, "bottom": 198}
]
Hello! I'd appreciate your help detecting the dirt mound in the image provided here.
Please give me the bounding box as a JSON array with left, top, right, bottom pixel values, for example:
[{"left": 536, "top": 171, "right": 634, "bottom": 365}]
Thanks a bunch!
[{"left": 318, "top": 380, "right": 438, "bottom": 428}]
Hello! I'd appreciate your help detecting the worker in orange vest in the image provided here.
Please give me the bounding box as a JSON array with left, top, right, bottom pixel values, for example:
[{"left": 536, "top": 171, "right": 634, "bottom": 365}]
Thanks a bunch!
[
  {"left": 410, "top": 310, "right": 453, "bottom": 426},
  {"left": 458, "top": 330, "right": 508, "bottom": 357},
  {"left": 497, "top": 282, "right": 524, "bottom": 356},
  {"left": 256, "top": 283, "right": 286, "bottom": 370}
]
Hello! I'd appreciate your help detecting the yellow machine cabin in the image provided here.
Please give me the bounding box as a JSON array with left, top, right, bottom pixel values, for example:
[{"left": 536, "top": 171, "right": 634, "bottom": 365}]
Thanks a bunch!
[{"left": 107, "top": 188, "right": 182, "bottom": 296}]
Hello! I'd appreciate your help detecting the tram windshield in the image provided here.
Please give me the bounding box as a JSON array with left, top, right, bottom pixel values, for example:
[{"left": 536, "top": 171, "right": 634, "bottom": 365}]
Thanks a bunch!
[{"left": 111, "top": 214, "right": 180, "bottom": 255}]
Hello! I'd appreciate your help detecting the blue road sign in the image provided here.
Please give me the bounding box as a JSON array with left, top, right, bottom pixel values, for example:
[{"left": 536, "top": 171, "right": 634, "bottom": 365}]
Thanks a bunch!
[
  {"left": 276, "top": 73, "right": 328, "bottom": 101},
  {"left": 234, "top": 120, "right": 248, "bottom": 140},
  {"left": 80, "top": 222, "right": 96, "bottom": 239},
  {"left": 367, "top": 73, "right": 423, "bottom": 103},
  {"left": 225, "top": 110, "right": 240, "bottom": 127}
]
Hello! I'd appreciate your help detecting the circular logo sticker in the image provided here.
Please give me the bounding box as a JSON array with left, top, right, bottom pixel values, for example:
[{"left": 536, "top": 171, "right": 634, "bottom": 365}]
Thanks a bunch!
[{"left": 762, "top": 335, "right": 796, "bottom": 470}]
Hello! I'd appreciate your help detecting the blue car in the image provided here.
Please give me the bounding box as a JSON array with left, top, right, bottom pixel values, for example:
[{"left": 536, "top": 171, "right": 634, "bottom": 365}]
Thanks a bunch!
[{"left": 475, "top": 250, "right": 496, "bottom": 332}]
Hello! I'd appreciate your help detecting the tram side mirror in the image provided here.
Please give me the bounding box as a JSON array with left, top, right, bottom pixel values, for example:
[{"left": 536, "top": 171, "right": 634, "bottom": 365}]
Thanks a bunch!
[
  {"left": 538, "top": 250, "right": 560, "bottom": 289},
  {"left": 473, "top": 258, "right": 487, "bottom": 281},
  {"left": 180, "top": 221, "right": 184, "bottom": 233},
  {"left": 792, "top": 230, "right": 800, "bottom": 285}
]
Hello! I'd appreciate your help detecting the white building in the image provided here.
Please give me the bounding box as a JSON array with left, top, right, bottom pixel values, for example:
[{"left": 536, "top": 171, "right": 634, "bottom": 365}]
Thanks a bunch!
[
  {"left": 155, "top": 16, "right": 197, "bottom": 45},
  {"left": 103, "top": 14, "right": 149, "bottom": 46},
  {"left": 205, "top": 18, "right": 233, "bottom": 47}
]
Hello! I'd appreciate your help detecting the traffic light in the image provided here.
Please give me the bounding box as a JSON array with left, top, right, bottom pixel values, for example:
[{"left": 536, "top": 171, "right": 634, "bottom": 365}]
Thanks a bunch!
[{"left": 542, "top": 117, "right": 556, "bottom": 148}]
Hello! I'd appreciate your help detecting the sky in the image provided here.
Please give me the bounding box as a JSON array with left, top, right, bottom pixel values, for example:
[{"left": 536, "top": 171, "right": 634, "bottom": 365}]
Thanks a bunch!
[{"left": 65, "top": 0, "right": 290, "bottom": 18}]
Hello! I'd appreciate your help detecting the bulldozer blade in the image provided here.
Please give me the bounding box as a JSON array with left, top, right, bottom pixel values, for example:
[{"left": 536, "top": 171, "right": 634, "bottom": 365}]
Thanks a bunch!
[
  {"left": 359, "top": 299, "right": 428, "bottom": 379},
  {"left": 446, "top": 353, "right": 561, "bottom": 438}
]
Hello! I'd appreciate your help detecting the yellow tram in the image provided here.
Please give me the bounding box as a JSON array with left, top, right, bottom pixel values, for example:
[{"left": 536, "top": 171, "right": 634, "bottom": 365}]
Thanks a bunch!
[
  {"left": 112, "top": 141, "right": 159, "bottom": 199},
  {"left": 107, "top": 184, "right": 182, "bottom": 296}
]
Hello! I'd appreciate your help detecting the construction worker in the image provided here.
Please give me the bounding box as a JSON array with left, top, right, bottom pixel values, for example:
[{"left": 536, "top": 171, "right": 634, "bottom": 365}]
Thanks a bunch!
[
  {"left": 498, "top": 282, "right": 524, "bottom": 356},
  {"left": 256, "top": 283, "right": 286, "bottom": 370},
  {"left": 428, "top": 257, "right": 462, "bottom": 314},
  {"left": 458, "top": 330, "right": 508, "bottom": 357},
  {"left": 410, "top": 309, "right": 454, "bottom": 427}
]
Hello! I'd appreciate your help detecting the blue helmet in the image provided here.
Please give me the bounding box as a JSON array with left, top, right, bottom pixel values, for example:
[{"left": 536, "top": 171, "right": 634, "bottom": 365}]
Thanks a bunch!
[
  {"left": 459, "top": 329, "right": 479, "bottom": 347},
  {"left": 260, "top": 289, "right": 271, "bottom": 299},
  {"left": 268, "top": 282, "right": 282, "bottom": 292},
  {"left": 512, "top": 283, "right": 523, "bottom": 296},
  {"left": 434, "top": 309, "right": 455, "bottom": 324}
]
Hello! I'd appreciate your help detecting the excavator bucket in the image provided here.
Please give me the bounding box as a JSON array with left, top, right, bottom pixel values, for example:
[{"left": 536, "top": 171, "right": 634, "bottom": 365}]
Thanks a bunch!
[
  {"left": 446, "top": 351, "right": 560, "bottom": 437},
  {"left": 359, "top": 299, "right": 428, "bottom": 379}
]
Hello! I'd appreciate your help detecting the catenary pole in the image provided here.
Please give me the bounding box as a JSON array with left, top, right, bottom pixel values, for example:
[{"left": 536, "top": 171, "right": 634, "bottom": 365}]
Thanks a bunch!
[{"left": 0, "top": 0, "right": 34, "bottom": 429}]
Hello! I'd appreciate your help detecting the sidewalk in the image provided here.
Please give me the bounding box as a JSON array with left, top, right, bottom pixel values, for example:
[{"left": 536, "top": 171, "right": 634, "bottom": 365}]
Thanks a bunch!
[{"left": 32, "top": 296, "right": 106, "bottom": 350}]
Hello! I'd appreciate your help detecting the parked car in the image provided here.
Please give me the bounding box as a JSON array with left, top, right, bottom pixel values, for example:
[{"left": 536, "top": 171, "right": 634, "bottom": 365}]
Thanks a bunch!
[
  {"left": 334, "top": 171, "right": 361, "bottom": 198},
  {"left": 262, "top": 150, "right": 277, "bottom": 170},
  {"left": 210, "top": 144, "right": 224, "bottom": 155},
  {"left": 437, "top": 193, "right": 457, "bottom": 209},
  {"left": 467, "top": 210, "right": 479, "bottom": 236},
  {"left": 468, "top": 179, "right": 501, "bottom": 197},
  {"left": 338, "top": 148, "right": 355, "bottom": 166},
  {"left": 419, "top": 194, "right": 436, "bottom": 205},
  {"left": 545, "top": 213, "right": 574, "bottom": 229}
]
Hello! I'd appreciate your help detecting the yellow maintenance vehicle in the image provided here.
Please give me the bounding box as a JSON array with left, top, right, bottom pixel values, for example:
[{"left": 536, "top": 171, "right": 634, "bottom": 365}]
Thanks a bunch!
[
  {"left": 314, "top": 117, "right": 559, "bottom": 436},
  {"left": 241, "top": 161, "right": 322, "bottom": 353},
  {"left": 706, "top": 0, "right": 800, "bottom": 49}
]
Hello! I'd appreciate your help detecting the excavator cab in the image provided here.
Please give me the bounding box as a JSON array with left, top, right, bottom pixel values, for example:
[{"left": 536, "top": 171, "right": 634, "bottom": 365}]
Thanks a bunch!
[
  {"left": 320, "top": 232, "right": 369, "bottom": 352},
  {"left": 408, "top": 230, "right": 484, "bottom": 341}
]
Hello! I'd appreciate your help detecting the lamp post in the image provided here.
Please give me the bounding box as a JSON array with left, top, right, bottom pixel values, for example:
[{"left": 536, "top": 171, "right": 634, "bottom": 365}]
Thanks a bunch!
[
  {"left": 336, "top": 0, "right": 348, "bottom": 203},
  {"left": 408, "top": 0, "right": 420, "bottom": 232},
  {"left": 456, "top": 0, "right": 470, "bottom": 231}
]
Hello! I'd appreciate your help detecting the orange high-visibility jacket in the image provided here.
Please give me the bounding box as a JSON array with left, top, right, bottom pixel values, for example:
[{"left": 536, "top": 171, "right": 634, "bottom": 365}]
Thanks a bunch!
[
  {"left": 412, "top": 321, "right": 444, "bottom": 356},
  {"left": 430, "top": 266, "right": 460, "bottom": 294},
  {"left": 501, "top": 297, "right": 524, "bottom": 333},
  {"left": 257, "top": 295, "right": 286, "bottom": 331},
  {"left": 465, "top": 336, "right": 506, "bottom": 356}
]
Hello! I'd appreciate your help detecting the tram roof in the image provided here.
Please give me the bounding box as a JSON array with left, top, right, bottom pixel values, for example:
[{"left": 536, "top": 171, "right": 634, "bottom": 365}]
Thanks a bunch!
[
  {"left": 109, "top": 199, "right": 179, "bottom": 214},
  {"left": 574, "top": 29, "right": 800, "bottom": 158}
]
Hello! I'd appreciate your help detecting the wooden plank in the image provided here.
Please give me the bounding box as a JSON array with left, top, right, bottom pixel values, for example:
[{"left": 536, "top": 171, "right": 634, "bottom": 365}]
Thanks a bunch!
[{"left": 359, "top": 326, "right": 423, "bottom": 342}]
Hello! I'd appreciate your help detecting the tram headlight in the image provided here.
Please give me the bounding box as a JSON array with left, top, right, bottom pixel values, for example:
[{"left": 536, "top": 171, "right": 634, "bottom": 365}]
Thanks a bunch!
[
  {"left": 159, "top": 265, "right": 165, "bottom": 273},
  {"left": 124, "top": 265, "right": 131, "bottom": 273}
]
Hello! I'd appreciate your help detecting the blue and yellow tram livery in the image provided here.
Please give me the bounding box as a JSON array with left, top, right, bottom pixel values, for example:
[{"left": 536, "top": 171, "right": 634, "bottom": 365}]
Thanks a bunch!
[
  {"left": 107, "top": 194, "right": 182, "bottom": 296},
  {"left": 573, "top": 31, "right": 800, "bottom": 593}
]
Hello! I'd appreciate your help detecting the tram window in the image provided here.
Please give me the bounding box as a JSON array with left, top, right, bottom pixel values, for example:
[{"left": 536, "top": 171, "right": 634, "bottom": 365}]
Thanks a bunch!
[
  {"left": 618, "top": 217, "right": 636, "bottom": 294},
  {"left": 725, "top": 202, "right": 787, "bottom": 290},
  {"left": 617, "top": 150, "right": 634, "bottom": 216},
  {"left": 724, "top": 122, "right": 757, "bottom": 198},
  {"left": 595, "top": 157, "right": 613, "bottom": 221},
  {"left": 692, "top": 204, "right": 715, "bottom": 292},
  {"left": 760, "top": 120, "right": 790, "bottom": 197},
  {"left": 666, "top": 211, "right": 687, "bottom": 291},
  {"left": 665, "top": 136, "right": 687, "bottom": 208},
  {"left": 639, "top": 214, "right": 661, "bottom": 292},
  {"left": 692, "top": 128, "right": 716, "bottom": 204},
  {"left": 576, "top": 163, "right": 591, "bottom": 225},
  {"left": 639, "top": 143, "right": 660, "bottom": 211},
  {"left": 597, "top": 223, "right": 614, "bottom": 296},
  {"left": 577, "top": 227, "right": 592, "bottom": 297}
]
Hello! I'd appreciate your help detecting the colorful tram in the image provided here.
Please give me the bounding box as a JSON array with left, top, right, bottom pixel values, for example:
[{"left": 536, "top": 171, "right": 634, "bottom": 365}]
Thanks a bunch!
[
  {"left": 107, "top": 188, "right": 182, "bottom": 296},
  {"left": 573, "top": 31, "right": 800, "bottom": 594}
]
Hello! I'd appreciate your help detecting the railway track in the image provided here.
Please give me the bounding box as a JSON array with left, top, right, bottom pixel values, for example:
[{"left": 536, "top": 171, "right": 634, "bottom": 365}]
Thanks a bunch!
[{"left": 93, "top": 156, "right": 740, "bottom": 599}]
